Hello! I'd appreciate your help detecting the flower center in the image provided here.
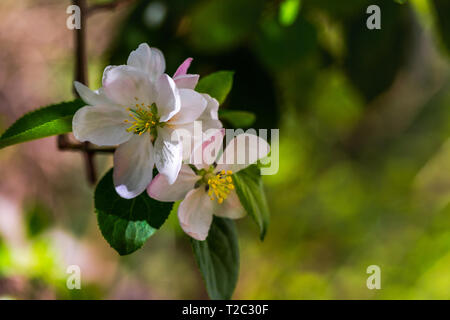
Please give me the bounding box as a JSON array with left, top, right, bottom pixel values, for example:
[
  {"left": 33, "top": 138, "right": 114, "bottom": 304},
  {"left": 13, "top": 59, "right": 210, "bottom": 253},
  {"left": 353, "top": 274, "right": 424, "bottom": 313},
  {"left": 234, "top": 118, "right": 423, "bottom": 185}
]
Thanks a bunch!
[
  {"left": 206, "top": 169, "right": 234, "bottom": 204},
  {"left": 124, "top": 102, "right": 162, "bottom": 136}
]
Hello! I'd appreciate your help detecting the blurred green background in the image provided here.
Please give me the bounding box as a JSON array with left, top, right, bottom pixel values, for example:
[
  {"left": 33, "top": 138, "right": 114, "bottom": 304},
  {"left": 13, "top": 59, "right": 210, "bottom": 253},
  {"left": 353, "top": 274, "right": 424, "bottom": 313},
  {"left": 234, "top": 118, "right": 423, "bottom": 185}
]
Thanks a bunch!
[{"left": 0, "top": 0, "right": 449, "bottom": 299}]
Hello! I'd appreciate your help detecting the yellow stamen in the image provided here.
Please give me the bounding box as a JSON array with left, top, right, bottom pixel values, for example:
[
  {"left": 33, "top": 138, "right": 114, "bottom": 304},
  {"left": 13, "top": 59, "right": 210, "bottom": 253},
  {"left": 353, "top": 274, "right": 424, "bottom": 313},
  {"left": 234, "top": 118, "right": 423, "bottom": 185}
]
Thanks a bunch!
[
  {"left": 207, "top": 170, "right": 235, "bottom": 204},
  {"left": 125, "top": 103, "right": 159, "bottom": 135}
]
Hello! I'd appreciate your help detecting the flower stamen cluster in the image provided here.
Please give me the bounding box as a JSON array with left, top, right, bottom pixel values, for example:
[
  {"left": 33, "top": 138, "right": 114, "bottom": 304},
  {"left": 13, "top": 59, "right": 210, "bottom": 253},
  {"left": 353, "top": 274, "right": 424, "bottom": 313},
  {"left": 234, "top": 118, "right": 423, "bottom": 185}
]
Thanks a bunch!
[
  {"left": 124, "top": 102, "right": 161, "bottom": 136},
  {"left": 206, "top": 169, "right": 234, "bottom": 204}
]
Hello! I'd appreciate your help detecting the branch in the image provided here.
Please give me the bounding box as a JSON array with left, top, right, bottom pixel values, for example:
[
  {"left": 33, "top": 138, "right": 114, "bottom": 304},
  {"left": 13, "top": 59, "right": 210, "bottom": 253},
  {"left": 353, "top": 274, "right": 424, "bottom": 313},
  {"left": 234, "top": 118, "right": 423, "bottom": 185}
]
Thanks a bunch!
[
  {"left": 58, "top": 0, "right": 98, "bottom": 185},
  {"left": 58, "top": 138, "right": 116, "bottom": 153},
  {"left": 58, "top": 0, "right": 136, "bottom": 185},
  {"left": 87, "top": 0, "right": 135, "bottom": 16}
]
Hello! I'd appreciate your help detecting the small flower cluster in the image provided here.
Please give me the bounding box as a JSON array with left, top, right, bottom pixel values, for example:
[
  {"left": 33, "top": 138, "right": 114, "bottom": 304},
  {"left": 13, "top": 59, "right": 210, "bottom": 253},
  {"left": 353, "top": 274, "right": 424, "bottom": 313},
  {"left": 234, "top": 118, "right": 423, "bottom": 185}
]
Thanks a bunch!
[{"left": 72, "top": 43, "right": 269, "bottom": 240}]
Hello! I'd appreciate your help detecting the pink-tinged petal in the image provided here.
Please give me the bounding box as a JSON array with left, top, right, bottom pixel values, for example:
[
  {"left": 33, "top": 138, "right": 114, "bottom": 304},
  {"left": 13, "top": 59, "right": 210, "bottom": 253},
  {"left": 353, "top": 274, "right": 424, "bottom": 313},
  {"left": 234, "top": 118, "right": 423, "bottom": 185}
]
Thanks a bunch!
[
  {"left": 147, "top": 165, "right": 197, "bottom": 201},
  {"left": 155, "top": 74, "right": 180, "bottom": 122},
  {"left": 178, "top": 188, "right": 214, "bottom": 241},
  {"left": 127, "top": 43, "right": 166, "bottom": 81},
  {"left": 216, "top": 133, "right": 270, "bottom": 173},
  {"left": 174, "top": 74, "right": 199, "bottom": 90},
  {"left": 190, "top": 128, "right": 225, "bottom": 168},
  {"left": 173, "top": 57, "right": 193, "bottom": 78},
  {"left": 72, "top": 105, "right": 132, "bottom": 146},
  {"left": 214, "top": 191, "right": 246, "bottom": 219},
  {"left": 102, "top": 65, "right": 155, "bottom": 107},
  {"left": 168, "top": 89, "right": 207, "bottom": 125},
  {"left": 113, "top": 134, "right": 154, "bottom": 199},
  {"left": 74, "top": 81, "right": 113, "bottom": 106},
  {"left": 154, "top": 127, "right": 183, "bottom": 185}
]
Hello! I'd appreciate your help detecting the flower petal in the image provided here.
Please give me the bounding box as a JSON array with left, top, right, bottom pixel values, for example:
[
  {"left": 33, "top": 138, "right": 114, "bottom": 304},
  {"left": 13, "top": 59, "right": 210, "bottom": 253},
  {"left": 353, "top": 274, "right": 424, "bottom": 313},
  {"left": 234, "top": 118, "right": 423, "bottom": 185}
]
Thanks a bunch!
[
  {"left": 174, "top": 74, "right": 199, "bottom": 90},
  {"left": 155, "top": 74, "right": 180, "bottom": 122},
  {"left": 190, "top": 128, "right": 225, "bottom": 168},
  {"left": 113, "top": 134, "right": 155, "bottom": 199},
  {"left": 154, "top": 128, "right": 183, "bottom": 185},
  {"left": 214, "top": 191, "right": 246, "bottom": 219},
  {"left": 200, "top": 94, "right": 219, "bottom": 120},
  {"left": 147, "top": 47, "right": 166, "bottom": 82},
  {"left": 173, "top": 57, "right": 193, "bottom": 78},
  {"left": 168, "top": 89, "right": 207, "bottom": 125},
  {"left": 74, "top": 81, "right": 113, "bottom": 106},
  {"left": 216, "top": 133, "right": 270, "bottom": 173},
  {"left": 147, "top": 165, "right": 198, "bottom": 201},
  {"left": 197, "top": 94, "right": 222, "bottom": 130},
  {"left": 102, "top": 65, "right": 155, "bottom": 107},
  {"left": 72, "top": 105, "right": 132, "bottom": 146},
  {"left": 178, "top": 188, "right": 214, "bottom": 240},
  {"left": 127, "top": 43, "right": 166, "bottom": 82}
]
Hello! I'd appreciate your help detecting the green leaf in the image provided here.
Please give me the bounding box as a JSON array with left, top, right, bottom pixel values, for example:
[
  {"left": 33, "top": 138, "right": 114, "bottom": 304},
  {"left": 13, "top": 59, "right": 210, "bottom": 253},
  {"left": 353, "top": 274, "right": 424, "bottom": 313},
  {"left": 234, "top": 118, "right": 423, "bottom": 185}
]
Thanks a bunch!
[
  {"left": 279, "top": 0, "right": 302, "bottom": 26},
  {"left": 191, "top": 217, "right": 239, "bottom": 300},
  {"left": 0, "top": 99, "right": 84, "bottom": 149},
  {"left": 188, "top": 0, "right": 265, "bottom": 53},
  {"left": 219, "top": 110, "right": 256, "bottom": 128},
  {"left": 232, "top": 164, "right": 270, "bottom": 240},
  {"left": 433, "top": 0, "right": 450, "bottom": 55},
  {"left": 196, "top": 71, "right": 234, "bottom": 104},
  {"left": 94, "top": 169, "right": 173, "bottom": 256}
]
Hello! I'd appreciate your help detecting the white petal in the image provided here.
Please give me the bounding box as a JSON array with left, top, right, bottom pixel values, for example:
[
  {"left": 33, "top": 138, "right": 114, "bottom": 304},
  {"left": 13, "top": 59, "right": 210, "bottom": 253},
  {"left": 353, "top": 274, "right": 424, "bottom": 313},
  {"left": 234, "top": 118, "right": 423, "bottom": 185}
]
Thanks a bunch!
[
  {"left": 102, "top": 65, "right": 155, "bottom": 107},
  {"left": 155, "top": 74, "right": 180, "bottom": 122},
  {"left": 197, "top": 94, "right": 222, "bottom": 131},
  {"left": 113, "top": 134, "right": 155, "bottom": 199},
  {"left": 178, "top": 188, "right": 214, "bottom": 240},
  {"left": 74, "top": 81, "right": 112, "bottom": 106},
  {"left": 147, "top": 165, "right": 198, "bottom": 201},
  {"left": 200, "top": 94, "right": 219, "bottom": 120},
  {"left": 168, "top": 89, "right": 207, "bottom": 125},
  {"left": 154, "top": 128, "right": 183, "bottom": 185},
  {"left": 216, "top": 133, "right": 270, "bottom": 173},
  {"left": 214, "top": 191, "right": 246, "bottom": 219},
  {"left": 72, "top": 105, "right": 132, "bottom": 146},
  {"left": 127, "top": 44, "right": 166, "bottom": 82},
  {"left": 174, "top": 74, "right": 199, "bottom": 90},
  {"left": 190, "top": 128, "right": 225, "bottom": 168}
]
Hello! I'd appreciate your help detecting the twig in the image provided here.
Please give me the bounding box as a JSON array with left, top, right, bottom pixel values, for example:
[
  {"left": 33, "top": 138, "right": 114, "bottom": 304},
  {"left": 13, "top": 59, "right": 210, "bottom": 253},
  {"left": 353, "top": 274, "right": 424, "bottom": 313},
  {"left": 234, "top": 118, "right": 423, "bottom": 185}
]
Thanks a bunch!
[
  {"left": 87, "top": 0, "right": 135, "bottom": 16},
  {"left": 58, "top": 0, "right": 97, "bottom": 185},
  {"left": 58, "top": 137, "right": 116, "bottom": 153},
  {"left": 59, "top": 0, "right": 133, "bottom": 184}
]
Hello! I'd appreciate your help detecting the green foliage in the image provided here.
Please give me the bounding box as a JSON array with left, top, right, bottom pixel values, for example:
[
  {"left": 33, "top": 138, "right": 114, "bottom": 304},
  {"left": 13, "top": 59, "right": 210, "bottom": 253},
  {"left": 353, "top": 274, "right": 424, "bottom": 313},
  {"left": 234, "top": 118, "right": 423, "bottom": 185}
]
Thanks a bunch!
[
  {"left": 24, "top": 202, "right": 53, "bottom": 238},
  {"left": 233, "top": 164, "right": 270, "bottom": 240},
  {"left": 191, "top": 217, "right": 239, "bottom": 300},
  {"left": 433, "top": 0, "right": 450, "bottom": 55},
  {"left": 255, "top": 14, "right": 318, "bottom": 71},
  {"left": 218, "top": 110, "right": 256, "bottom": 128},
  {"left": 196, "top": 71, "right": 234, "bottom": 104},
  {"left": 94, "top": 169, "right": 173, "bottom": 255},
  {"left": 0, "top": 100, "right": 84, "bottom": 149},
  {"left": 343, "top": 0, "right": 412, "bottom": 100},
  {"left": 279, "top": 0, "right": 302, "bottom": 26},
  {"left": 188, "top": 0, "right": 265, "bottom": 52}
]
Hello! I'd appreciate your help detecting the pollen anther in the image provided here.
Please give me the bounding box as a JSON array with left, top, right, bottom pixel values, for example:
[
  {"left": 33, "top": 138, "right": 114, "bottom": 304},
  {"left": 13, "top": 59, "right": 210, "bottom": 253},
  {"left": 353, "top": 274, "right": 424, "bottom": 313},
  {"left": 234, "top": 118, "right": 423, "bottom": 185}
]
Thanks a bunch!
[{"left": 207, "top": 170, "right": 235, "bottom": 204}]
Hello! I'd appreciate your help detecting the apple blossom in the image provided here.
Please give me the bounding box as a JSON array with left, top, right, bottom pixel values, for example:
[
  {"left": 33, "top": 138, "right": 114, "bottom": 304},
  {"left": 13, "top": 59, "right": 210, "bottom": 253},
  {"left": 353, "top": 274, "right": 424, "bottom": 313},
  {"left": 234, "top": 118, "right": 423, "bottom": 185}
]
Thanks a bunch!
[
  {"left": 172, "top": 57, "right": 222, "bottom": 160},
  {"left": 147, "top": 131, "right": 270, "bottom": 240},
  {"left": 72, "top": 43, "right": 208, "bottom": 199}
]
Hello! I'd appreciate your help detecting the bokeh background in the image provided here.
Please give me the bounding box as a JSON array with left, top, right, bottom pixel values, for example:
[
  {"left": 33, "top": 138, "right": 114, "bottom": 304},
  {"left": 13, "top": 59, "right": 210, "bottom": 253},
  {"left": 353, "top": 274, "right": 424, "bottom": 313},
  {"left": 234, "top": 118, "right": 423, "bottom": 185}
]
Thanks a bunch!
[{"left": 0, "top": 0, "right": 450, "bottom": 299}]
